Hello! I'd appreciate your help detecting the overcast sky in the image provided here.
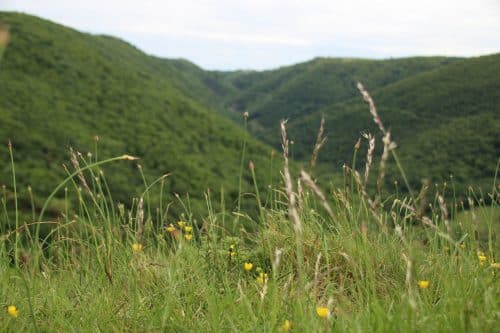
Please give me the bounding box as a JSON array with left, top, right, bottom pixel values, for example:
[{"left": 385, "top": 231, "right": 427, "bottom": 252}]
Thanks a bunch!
[{"left": 2, "top": 0, "right": 499, "bottom": 70}]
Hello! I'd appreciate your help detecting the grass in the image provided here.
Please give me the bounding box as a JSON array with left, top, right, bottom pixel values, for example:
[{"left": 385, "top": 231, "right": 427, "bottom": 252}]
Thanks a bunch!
[
  {"left": 0, "top": 172, "right": 498, "bottom": 332},
  {"left": 1, "top": 87, "right": 498, "bottom": 332},
  {"left": 0, "top": 11, "right": 275, "bottom": 218},
  {"left": 0, "top": 17, "right": 498, "bottom": 331}
]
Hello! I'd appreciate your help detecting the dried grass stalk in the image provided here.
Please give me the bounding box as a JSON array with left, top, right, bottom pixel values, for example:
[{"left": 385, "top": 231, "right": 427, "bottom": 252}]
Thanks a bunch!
[
  {"left": 353, "top": 170, "right": 385, "bottom": 230},
  {"left": 272, "top": 248, "right": 283, "bottom": 273},
  {"left": 280, "top": 120, "right": 302, "bottom": 233},
  {"left": 357, "top": 82, "right": 386, "bottom": 135},
  {"left": 396, "top": 200, "right": 437, "bottom": 229},
  {"left": 357, "top": 81, "right": 416, "bottom": 198},
  {"left": 401, "top": 253, "right": 417, "bottom": 310},
  {"left": 313, "top": 252, "right": 322, "bottom": 289},
  {"left": 362, "top": 132, "right": 375, "bottom": 185},
  {"left": 136, "top": 197, "right": 144, "bottom": 241},
  {"left": 310, "top": 117, "right": 327, "bottom": 169},
  {"left": 297, "top": 178, "right": 303, "bottom": 211},
  {"left": 300, "top": 169, "right": 335, "bottom": 220},
  {"left": 69, "top": 148, "right": 92, "bottom": 196},
  {"left": 377, "top": 131, "right": 397, "bottom": 192},
  {"left": 121, "top": 154, "right": 139, "bottom": 161},
  {"left": 416, "top": 180, "right": 430, "bottom": 217},
  {"left": 438, "top": 195, "right": 451, "bottom": 235}
]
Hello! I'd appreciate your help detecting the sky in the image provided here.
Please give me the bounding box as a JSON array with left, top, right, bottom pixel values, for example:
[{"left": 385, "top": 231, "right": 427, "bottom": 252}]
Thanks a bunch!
[{"left": 1, "top": 0, "right": 500, "bottom": 70}]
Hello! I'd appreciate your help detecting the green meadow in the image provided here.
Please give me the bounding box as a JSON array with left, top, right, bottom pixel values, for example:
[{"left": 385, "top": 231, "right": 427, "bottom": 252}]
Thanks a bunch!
[{"left": 0, "top": 12, "right": 499, "bottom": 332}]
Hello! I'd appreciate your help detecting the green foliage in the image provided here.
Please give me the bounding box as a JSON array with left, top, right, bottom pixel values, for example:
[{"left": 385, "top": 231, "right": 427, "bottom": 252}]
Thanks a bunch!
[
  {"left": 222, "top": 56, "right": 460, "bottom": 136},
  {"left": 220, "top": 54, "right": 500, "bottom": 195},
  {"left": 0, "top": 12, "right": 275, "bottom": 218},
  {"left": 0, "top": 13, "right": 498, "bottom": 331},
  {"left": 1, "top": 11, "right": 496, "bottom": 213},
  {"left": 284, "top": 54, "right": 500, "bottom": 194},
  {"left": 0, "top": 148, "right": 498, "bottom": 332}
]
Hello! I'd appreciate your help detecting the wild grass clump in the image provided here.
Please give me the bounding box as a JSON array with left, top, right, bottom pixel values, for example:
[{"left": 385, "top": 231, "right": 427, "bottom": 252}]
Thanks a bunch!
[{"left": 0, "top": 85, "right": 498, "bottom": 332}]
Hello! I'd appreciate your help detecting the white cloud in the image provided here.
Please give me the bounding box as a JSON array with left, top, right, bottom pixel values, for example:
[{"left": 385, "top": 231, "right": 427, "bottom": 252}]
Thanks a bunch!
[
  {"left": 1, "top": 0, "right": 499, "bottom": 69},
  {"left": 118, "top": 24, "right": 311, "bottom": 46}
]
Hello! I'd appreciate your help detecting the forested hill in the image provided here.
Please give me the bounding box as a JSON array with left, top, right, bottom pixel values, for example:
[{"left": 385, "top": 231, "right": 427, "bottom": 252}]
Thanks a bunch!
[
  {"left": 278, "top": 54, "right": 500, "bottom": 192},
  {"left": 219, "top": 56, "right": 461, "bottom": 133},
  {"left": 0, "top": 11, "right": 498, "bottom": 218},
  {"left": 217, "top": 55, "right": 500, "bottom": 193},
  {"left": 0, "top": 12, "right": 272, "bottom": 216}
]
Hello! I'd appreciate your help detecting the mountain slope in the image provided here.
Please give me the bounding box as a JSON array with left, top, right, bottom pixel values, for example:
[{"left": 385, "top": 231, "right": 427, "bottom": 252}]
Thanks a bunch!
[
  {"left": 0, "top": 12, "right": 273, "bottom": 217},
  {"left": 221, "top": 56, "right": 461, "bottom": 137},
  {"left": 285, "top": 53, "right": 500, "bottom": 191},
  {"left": 0, "top": 11, "right": 497, "bottom": 219}
]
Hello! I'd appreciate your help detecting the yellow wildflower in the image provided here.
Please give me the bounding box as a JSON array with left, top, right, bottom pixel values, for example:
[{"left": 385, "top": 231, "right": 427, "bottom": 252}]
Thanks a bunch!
[
  {"left": 417, "top": 280, "right": 430, "bottom": 289},
  {"left": 243, "top": 262, "right": 253, "bottom": 271},
  {"left": 132, "top": 243, "right": 142, "bottom": 252},
  {"left": 184, "top": 226, "right": 193, "bottom": 233},
  {"left": 256, "top": 272, "right": 268, "bottom": 285},
  {"left": 185, "top": 234, "right": 193, "bottom": 241},
  {"left": 165, "top": 224, "right": 176, "bottom": 233},
  {"left": 229, "top": 244, "right": 236, "bottom": 257},
  {"left": 177, "top": 221, "right": 186, "bottom": 228},
  {"left": 282, "top": 319, "right": 291, "bottom": 331},
  {"left": 7, "top": 305, "right": 19, "bottom": 318},
  {"left": 316, "top": 306, "right": 330, "bottom": 319},
  {"left": 491, "top": 262, "right": 500, "bottom": 269},
  {"left": 478, "top": 255, "right": 487, "bottom": 265}
]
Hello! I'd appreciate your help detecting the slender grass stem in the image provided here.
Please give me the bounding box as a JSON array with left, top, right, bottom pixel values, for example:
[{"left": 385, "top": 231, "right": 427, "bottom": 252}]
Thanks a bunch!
[
  {"left": 8, "top": 140, "right": 20, "bottom": 266},
  {"left": 391, "top": 150, "right": 415, "bottom": 200},
  {"left": 249, "top": 161, "right": 264, "bottom": 223},
  {"left": 19, "top": 271, "right": 39, "bottom": 333},
  {"left": 38, "top": 155, "right": 137, "bottom": 221},
  {"left": 236, "top": 115, "right": 248, "bottom": 220}
]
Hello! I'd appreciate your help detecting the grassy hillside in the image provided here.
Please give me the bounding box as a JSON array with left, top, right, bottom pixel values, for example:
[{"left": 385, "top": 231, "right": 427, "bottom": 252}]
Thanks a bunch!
[
  {"left": 1, "top": 134, "right": 498, "bottom": 332},
  {"left": 0, "top": 12, "right": 274, "bottom": 219}
]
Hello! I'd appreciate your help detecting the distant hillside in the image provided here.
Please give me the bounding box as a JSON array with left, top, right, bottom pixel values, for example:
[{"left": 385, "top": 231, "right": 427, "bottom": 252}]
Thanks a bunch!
[
  {"left": 221, "top": 57, "right": 461, "bottom": 136},
  {"left": 266, "top": 55, "right": 500, "bottom": 193},
  {"left": 0, "top": 11, "right": 497, "bottom": 220},
  {"left": 0, "top": 12, "right": 273, "bottom": 217}
]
